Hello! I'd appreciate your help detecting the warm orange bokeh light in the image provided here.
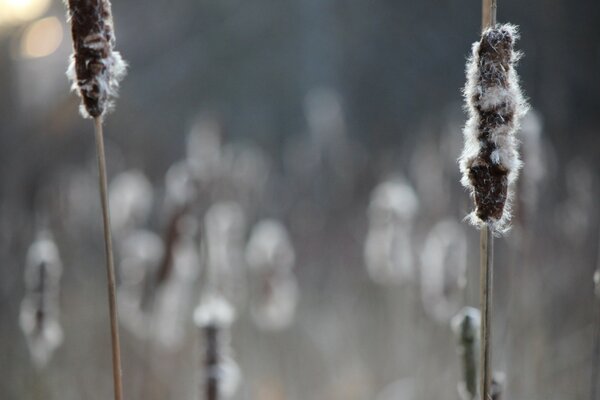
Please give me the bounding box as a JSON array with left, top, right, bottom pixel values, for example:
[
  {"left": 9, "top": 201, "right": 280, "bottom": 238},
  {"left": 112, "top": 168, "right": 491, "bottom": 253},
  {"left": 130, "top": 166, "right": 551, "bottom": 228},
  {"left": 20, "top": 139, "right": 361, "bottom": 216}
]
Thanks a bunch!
[{"left": 20, "top": 16, "right": 63, "bottom": 59}]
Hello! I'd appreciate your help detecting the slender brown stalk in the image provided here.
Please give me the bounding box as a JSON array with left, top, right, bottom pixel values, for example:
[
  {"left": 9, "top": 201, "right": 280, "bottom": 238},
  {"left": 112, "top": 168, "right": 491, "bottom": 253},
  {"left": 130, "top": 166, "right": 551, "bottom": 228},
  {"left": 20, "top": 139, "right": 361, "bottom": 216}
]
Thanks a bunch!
[
  {"left": 479, "top": 225, "right": 493, "bottom": 400},
  {"left": 482, "top": 0, "right": 497, "bottom": 30},
  {"left": 479, "top": 1, "right": 497, "bottom": 398},
  {"left": 591, "top": 230, "right": 600, "bottom": 400},
  {"left": 94, "top": 117, "right": 124, "bottom": 400},
  {"left": 204, "top": 325, "right": 219, "bottom": 400}
]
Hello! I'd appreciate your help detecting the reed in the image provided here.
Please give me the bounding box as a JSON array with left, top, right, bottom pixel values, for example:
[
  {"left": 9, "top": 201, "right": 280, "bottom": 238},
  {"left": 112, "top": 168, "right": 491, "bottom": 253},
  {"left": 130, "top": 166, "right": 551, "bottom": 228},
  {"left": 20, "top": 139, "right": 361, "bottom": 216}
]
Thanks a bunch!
[
  {"left": 65, "top": 1, "right": 127, "bottom": 398},
  {"left": 458, "top": 1, "right": 528, "bottom": 398}
]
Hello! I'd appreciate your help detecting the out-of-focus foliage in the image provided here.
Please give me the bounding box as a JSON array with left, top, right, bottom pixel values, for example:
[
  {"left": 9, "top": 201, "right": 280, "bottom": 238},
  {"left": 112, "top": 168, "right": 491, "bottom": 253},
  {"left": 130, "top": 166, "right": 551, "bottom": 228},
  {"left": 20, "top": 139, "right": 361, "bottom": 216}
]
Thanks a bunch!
[{"left": 0, "top": 0, "right": 599, "bottom": 399}]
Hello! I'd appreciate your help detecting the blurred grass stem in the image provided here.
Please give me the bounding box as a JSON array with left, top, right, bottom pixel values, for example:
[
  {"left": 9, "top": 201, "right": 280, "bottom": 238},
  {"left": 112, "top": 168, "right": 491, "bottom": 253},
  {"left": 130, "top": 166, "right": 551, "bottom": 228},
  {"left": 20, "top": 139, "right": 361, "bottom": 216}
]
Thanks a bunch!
[{"left": 94, "top": 117, "right": 124, "bottom": 400}]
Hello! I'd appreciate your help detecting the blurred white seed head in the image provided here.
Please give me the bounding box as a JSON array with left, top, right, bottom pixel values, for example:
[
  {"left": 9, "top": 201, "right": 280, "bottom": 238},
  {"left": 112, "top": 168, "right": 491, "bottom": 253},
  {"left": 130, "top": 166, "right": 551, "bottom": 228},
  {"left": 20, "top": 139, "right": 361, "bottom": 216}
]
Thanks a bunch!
[
  {"left": 245, "top": 219, "right": 295, "bottom": 274},
  {"left": 194, "top": 294, "right": 236, "bottom": 328},
  {"left": 375, "top": 378, "right": 415, "bottom": 400},
  {"left": 368, "top": 178, "right": 420, "bottom": 224},
  {"left": 109, "top": 170, "right": 153, "bottom": 234},
  {"left": 251, "top": 272, "right": 299, "bottom": 331},
  {"left": 594, "top": 269, "right": 600, "bottom": 298},
  {"left": 245, "top": 219, "right": 298, "bottom": 331},
  {"left": 119, "top": 229, "right": 163, "bottom": 286},
  {"left": 420, "top": 219, "right": 468, "bottom": 322},
  {"left": 19, "top": 301, "right": 64, "bottom": 368},
  {"left": 23, "top": 231, "right": 62, "bottom": 291},
  {"left": 165, "top": 160, "right": 197, "bottom": 210},
  {"left": 194, "top": 293, "right": 240, "bottom": 398},
  {"left": 186, "top": 115, "right": 223, "bottom": 184},
  {"left": 221, "top": 144, "right": 270, "bottom": 206},
  {"left": 20, "top": 231, "right": 63, "bottom": 368},
  {"left": 365, "top": 178, "right": 419, "bottom": 285},
  {"left": 204, "top": 202, "right": 246, "bottom": 301},
  {"left": 152, "top": 219, "right": 200, "bottom": 349},
  {"left": 365, "top": 224, "right": 414, "bottom": 285},
  {"left": 491, "top": 372, "right": 506, "bottom": 400},
  {"left": 305, "top": 86, "right": 346, "bottom": 146}
]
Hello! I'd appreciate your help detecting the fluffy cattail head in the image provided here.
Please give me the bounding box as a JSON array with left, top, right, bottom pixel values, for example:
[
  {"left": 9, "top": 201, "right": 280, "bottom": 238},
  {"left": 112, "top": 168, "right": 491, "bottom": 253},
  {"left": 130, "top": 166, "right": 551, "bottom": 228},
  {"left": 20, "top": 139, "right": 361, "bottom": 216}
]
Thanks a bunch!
[
  {"left": 459, "top": 24, "right": 528, "bottom": 233},
  {"left": 65, "top": 0, "right": 127, "bottom": 119}
]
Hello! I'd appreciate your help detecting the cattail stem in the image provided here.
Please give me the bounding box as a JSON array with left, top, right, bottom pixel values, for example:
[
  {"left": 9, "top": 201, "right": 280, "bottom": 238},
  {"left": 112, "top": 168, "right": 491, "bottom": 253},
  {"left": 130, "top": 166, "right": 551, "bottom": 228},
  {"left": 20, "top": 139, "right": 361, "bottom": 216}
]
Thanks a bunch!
[
  {"left": 482, "top": 0, "right": 497, "bottom": 30},
  {"left": 592, "top": 299, "right": 600, "bottom": 400},
  {"left": 204, "top": 325, "right": 219, "bottom": 400},
  {"left": 591, "top": 231, "right": 600, "bottom": 400},
  {"left": 479, "top": 224, "right": 493, "bottom": 400},
  {"left": 94, "top": 117, "right": 124, "bottom": 400}
]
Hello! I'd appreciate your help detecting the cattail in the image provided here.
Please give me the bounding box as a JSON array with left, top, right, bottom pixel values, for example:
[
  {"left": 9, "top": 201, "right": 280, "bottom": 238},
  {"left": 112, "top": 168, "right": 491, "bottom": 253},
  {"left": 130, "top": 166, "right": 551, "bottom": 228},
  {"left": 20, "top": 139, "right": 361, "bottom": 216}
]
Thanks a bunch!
[
  {"left": 109, "top": 169, "right": 154, "bottom": 235},
  {"left": 459, "top": 24, "right": 528, "bottom": 233},
  {"left": 421, "top": 219, "right": 468, "bottom": 323},
  {"left": 66, "top": 0, "right": 127, "bottom": 119},
  {"left": 64, "top": 1, "right": 127, "bottom": 398},
  {"left": 364, "top": 178, "right": 419, "bottom": 285},
  {"left": 451, "top": 307, "right": 481, "bottom": 400},
  {"left": 117, "top": 229, "right": 164, "bottom": 338},
  {"left": 19, "top": 231, "right": 63, "bottom": 368},
  {"left": 152, "top": 215, "right": 201, "bottom": 349},
  {"left": 194, "top": 294, "right": 241, "bottom": 400},
  {"left": 245, "top": 219, "right": 299, "bottom": 331},
  {"left": 204, "top": 202, "right": 247, "bottom": 305}
]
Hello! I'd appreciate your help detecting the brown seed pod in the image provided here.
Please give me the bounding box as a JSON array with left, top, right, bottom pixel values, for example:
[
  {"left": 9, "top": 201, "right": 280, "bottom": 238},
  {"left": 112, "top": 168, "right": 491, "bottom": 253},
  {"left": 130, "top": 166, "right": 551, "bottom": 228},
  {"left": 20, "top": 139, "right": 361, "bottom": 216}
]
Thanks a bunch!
[
  {"left": 459, "top": 24, "right": 528, "bottom": 233},
  {"left": 65, "top": 0, "right": 127, "bottom": 119}
]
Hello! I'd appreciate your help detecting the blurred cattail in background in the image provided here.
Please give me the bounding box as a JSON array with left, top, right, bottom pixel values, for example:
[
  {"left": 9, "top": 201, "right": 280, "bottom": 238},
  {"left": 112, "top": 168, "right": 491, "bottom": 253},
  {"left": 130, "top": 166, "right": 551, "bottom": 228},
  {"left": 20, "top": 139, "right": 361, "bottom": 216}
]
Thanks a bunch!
[
  {"left": 451, "top": 307, "right": 481, "bottom": 400},
  {"left": 204, "top": 202, "right": 247, "bottom": 306},
  {"left": 109, "top": 170, "right": 154, "bottom": 236},
  {"left": 421, "top": 219, "right": 468, "bottom": 322},
  {"left": 117, "top": 229, "right": 164, "bottom": 338},
  {"left": 186, "top": 116, "right": 223, "bottom": 184},
  {"left": 194, "top": 294, "right": 241, "bottom": 400},
  {"left": 152, "top": 215, "right": 201, "bottom": 349},
  {"left": 364, "top": 178, "right": 419, "bottom": 285},
  {"left": 459, "top": 24, "right": 528, "bottom": 233},
  {"left": 245, "top": 219, "right": 299, "bottom": 331},
  {"left": 19, "top": 230, "right": 63, "bottom": 368}
]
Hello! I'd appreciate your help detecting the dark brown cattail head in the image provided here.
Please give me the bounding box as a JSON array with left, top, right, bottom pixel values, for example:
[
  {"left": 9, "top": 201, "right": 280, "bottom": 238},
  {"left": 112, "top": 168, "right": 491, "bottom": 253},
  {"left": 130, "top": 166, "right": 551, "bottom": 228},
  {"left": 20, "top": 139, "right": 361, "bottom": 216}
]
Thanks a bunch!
[
  {"left": 459, "top": 24, "right": 528, "bottom": 233},
  {"left": 65, "top": 0, "right": 127, "bottom": 119}
]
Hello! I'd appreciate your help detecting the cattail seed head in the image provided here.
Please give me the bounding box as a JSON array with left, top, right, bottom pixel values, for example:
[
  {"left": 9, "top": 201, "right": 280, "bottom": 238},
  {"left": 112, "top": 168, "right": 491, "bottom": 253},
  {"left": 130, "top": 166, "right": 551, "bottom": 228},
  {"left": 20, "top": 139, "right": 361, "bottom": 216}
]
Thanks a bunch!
[
  {"left": 20, "top": 231, "right": 64, "bottom": 368},
  {"left": 451, "top": 307, "right": 481, "bottom": 400},
  {"left": 65, "top": 0, "right": 127, "bottom": 119},
  {"left": 459, "top": 24, "right": 528, "bottom": 232}
]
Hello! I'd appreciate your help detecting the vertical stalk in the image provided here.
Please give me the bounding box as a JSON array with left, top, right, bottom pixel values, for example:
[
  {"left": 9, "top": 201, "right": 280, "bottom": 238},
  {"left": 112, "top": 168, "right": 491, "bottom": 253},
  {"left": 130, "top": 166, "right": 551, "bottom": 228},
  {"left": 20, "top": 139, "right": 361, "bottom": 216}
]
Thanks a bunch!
[
  {"left": 591, "top": 230, "right": 600, "bottom": 400},
  {"left": 205, "top": 325, "right": 219, "bottom": 400},
  {"left": 94, "top": 117, "right": 124, "bottom": 400},
  {"left": 480, "top": 224, "right": 493, "bottom": 400},
  {"left": 482, "top": 0, "right": 497, "bottom": 30},
  {"left": 479, "top": 3, "right": 497, "bottom": 397}
]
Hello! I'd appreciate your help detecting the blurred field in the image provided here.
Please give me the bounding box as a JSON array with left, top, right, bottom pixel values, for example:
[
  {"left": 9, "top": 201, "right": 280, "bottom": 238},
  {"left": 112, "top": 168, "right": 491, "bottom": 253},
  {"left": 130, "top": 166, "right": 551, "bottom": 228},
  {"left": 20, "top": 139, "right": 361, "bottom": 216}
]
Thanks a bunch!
[{"left": 0, "top": 0, "right": 599, "bottom": 399}]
